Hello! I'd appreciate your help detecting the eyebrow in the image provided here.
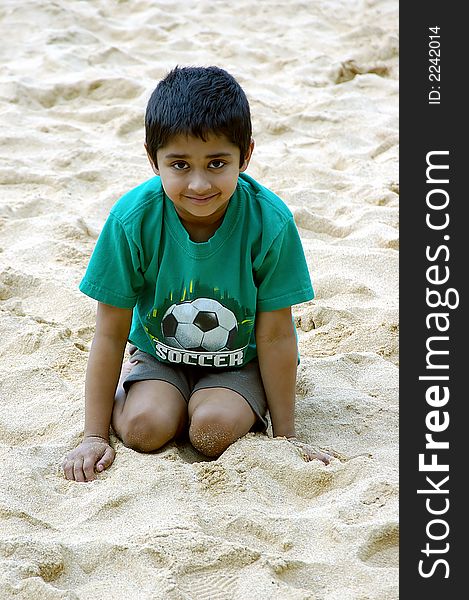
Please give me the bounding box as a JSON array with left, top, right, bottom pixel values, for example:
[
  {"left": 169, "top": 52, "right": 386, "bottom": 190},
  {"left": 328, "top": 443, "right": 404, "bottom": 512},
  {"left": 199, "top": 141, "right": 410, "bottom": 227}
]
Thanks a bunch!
[{"left": 164, "top": 152, "right": 234, "bottom": 159}]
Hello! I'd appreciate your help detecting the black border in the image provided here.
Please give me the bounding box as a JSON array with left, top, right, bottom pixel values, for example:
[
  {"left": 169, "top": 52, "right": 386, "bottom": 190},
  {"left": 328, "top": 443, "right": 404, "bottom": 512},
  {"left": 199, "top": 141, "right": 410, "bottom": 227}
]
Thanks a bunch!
[{"left": 400, "top": 3, "right": 464, "bottom": 594}]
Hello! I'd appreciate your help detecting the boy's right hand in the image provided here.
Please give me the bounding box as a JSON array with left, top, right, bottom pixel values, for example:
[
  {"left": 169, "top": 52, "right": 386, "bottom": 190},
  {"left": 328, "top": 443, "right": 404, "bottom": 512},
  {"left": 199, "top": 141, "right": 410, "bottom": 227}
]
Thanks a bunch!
[{"left": 62, "top": 436, "right": 115, "bottom": 483}]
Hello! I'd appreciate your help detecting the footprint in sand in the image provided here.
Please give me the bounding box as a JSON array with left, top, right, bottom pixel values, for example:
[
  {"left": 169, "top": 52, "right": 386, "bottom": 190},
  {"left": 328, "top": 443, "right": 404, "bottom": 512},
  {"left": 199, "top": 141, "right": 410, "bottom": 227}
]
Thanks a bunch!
[
  {"left": 269, "top": 558, "right": 346, "bottom": 596},
  {"left": 176, "top": 543, "right": 261, "bottom": 599},
  {"left": 179, "top": 569, "right": 239, "bottom": 600},
  {"left": 224, "top": 514, "right": 285, "bottom": 548}
]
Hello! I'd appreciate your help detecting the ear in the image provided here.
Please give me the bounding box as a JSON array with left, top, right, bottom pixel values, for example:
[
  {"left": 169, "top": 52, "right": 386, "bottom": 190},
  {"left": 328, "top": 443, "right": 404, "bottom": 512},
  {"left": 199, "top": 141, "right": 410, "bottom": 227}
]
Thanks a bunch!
[
  {"left": 239, "top": 138, "right": 255, "bottom": 172},
  {"left": 145, "top": 143, "right": 159, "bottom": 174}
]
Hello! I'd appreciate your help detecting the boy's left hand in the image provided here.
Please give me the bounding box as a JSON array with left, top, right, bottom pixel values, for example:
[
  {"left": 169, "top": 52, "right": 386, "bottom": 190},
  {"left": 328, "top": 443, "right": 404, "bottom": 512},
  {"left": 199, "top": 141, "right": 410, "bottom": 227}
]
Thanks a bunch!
[{"left": 285, "top": 437, "right": 332, "bottom": 464}]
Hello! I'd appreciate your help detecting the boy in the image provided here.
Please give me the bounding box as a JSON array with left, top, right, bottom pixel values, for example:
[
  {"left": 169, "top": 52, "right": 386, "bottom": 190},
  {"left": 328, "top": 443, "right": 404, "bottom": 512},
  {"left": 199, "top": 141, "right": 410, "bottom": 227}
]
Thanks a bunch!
[{"left": 63, "top": 66, "right": 331, "bottom": 483}]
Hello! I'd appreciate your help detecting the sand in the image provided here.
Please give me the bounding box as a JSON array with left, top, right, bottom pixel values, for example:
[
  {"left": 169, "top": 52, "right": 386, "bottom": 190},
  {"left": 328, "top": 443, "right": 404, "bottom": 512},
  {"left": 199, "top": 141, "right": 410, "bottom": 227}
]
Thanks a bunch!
[{"left": 0, "top": 1, "right": 398, "bottom": 598}]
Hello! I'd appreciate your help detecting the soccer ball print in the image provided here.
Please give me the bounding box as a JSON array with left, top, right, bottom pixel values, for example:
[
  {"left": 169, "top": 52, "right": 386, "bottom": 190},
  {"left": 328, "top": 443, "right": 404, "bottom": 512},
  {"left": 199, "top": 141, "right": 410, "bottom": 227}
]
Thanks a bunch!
[{"left": 161, "top": 298, "right": 239, "bottom": 352}]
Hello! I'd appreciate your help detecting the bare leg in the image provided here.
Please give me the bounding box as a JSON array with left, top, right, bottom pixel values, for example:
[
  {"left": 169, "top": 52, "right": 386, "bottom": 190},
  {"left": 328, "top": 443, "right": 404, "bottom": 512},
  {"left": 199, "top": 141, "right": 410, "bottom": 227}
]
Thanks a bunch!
[
  {"left": 111, "top": 362, "right": 188, "bottom": 452},
  {"left": 187, "top": 388, "right": 257, "bottom": 458}
]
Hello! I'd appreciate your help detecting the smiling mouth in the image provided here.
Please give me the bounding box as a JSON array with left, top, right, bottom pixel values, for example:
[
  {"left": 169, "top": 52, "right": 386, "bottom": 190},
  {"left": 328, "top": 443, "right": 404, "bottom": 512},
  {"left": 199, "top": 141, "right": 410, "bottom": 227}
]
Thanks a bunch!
[{"left": 185, "top": 193, "right": 219, "bottom": 202}]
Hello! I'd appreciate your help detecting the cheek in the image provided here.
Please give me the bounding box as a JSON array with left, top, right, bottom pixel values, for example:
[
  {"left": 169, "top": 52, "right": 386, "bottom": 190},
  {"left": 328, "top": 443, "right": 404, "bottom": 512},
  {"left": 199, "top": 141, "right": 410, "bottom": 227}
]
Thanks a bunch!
[
  {"left": 160, "top": 182, "right": 178, "bottom": 203},
  {"left": 219, "top": 173, "right": 239, "bottom": 195},
  {"left": 160, "top": 175, "right": 182, "bottom": 196}
]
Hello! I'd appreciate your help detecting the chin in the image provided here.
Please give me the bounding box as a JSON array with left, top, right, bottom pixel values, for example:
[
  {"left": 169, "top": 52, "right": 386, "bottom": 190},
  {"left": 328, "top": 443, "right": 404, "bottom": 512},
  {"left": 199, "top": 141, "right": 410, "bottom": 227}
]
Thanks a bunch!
[{"left": 188, "top": 206, "right": 220, "bottom": 218}]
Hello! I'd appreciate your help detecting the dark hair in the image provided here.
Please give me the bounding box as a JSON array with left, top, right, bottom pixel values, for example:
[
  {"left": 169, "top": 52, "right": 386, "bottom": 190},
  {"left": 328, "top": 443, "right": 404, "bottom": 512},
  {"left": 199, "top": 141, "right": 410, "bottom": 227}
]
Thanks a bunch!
[{"left": 145, "top": 66, "right": 252, "bottom": 168}]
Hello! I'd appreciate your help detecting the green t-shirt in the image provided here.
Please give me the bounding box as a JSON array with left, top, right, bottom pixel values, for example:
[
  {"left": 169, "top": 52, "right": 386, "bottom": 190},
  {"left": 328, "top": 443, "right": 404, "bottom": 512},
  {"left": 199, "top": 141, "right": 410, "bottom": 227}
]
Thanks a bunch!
[{"left": 79, "top": 172, "right": 314, "bottom": 368}]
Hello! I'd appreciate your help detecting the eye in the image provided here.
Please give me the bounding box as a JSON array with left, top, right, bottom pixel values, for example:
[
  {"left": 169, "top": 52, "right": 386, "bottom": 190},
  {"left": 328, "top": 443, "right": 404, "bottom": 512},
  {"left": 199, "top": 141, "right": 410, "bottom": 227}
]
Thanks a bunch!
[
  {"left": 171, "top": 161, "right": 188, "bottom": 170},
  {"left": 209, "top": 159, "right": 226, "bottom": 169}
]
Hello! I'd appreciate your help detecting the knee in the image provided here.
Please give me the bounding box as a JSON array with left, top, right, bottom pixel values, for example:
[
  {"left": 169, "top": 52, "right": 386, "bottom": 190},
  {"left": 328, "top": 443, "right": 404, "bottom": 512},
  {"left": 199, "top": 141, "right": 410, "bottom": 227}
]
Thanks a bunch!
[
  {"left": 123, "top": 412, "right": 176, "bottom": 453},
  {"left": 189, "top": 407, "right": 237, "bottom": 458}
]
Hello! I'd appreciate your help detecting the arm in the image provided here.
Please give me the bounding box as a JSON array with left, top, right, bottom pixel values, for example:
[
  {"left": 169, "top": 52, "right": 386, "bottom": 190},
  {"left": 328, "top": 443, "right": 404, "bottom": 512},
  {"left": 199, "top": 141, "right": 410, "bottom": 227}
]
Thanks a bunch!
[
  {"left": 63, "top": 302, "right": 132, "bottom": 482},
  {"left": 256, "top": 307, "right": 331, "bottom": 464},
  {"left": 84, "top": 302, "right": 133, "bottom": 440},
  {"left": 255, "top": 307, "right": 298, "bottom": 438}
]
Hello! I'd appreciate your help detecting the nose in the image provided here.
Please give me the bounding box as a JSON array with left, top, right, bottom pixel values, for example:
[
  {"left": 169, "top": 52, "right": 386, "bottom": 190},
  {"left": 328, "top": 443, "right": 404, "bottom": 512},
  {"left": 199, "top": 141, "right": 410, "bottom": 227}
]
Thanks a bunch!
[{"left": 187, "top": 171, "right": 211, "bottom": 195}]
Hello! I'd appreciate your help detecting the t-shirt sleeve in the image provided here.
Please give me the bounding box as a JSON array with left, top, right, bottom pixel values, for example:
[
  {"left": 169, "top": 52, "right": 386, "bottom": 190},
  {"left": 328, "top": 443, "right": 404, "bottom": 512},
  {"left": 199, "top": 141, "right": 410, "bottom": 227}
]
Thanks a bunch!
[
  {"left": 79, "top": 213, "right": 144, "bottom": 309},
  {"left": 255, "top": 217, "right": 314, "bottom": 312}
]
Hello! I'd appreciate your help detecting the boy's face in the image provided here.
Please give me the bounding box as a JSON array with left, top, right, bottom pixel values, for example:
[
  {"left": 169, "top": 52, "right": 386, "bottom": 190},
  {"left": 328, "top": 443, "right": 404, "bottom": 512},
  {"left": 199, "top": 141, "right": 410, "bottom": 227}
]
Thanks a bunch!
[{"left": 148, "top": 133, "right": 254, "bottom": 226}]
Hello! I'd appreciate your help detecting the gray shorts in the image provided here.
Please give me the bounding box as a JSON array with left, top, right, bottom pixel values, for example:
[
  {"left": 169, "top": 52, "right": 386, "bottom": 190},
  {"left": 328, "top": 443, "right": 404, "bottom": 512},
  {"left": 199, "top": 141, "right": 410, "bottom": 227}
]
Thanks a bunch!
[{"left": 122, "top": 346, "right": 269, "bottom": 433}]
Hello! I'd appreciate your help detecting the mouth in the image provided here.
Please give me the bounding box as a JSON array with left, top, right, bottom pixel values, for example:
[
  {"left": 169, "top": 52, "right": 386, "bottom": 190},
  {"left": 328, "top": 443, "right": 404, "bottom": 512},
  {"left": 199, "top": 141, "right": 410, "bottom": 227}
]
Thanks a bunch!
[{"left": 185, "top": 193, "right": 219, "bottom": 204}]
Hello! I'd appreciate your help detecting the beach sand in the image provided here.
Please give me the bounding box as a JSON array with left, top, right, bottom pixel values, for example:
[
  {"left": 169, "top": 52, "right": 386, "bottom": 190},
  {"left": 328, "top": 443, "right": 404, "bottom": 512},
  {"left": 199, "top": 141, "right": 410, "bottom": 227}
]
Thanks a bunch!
[{"left": 0, "top": 1, "right": 398, "bottom": 598}]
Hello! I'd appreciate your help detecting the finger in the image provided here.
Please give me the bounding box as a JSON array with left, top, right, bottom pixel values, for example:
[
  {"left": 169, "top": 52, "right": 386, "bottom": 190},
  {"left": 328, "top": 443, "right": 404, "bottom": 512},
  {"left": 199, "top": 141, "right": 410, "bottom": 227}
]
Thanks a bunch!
[
  {"left": 72, "top": 456, "right": 86, "bottom": 483},
  {"left": 313, "top": 451, "right": 331, "bottom": 465},
  {"left": 299, "top": 448, "right": 330, "bottom": 464},
  {"left": 83, "top": 456, "right": 97, "bottom": 482},
  {"left": 301, "top": 445, "right": 332, "bottom": 465},
  {"left": 62, "top": 459, "right": 74, "bottom": 481},
  {"left": 96, "top": 446, "right": 115, "bottom": 472}
]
